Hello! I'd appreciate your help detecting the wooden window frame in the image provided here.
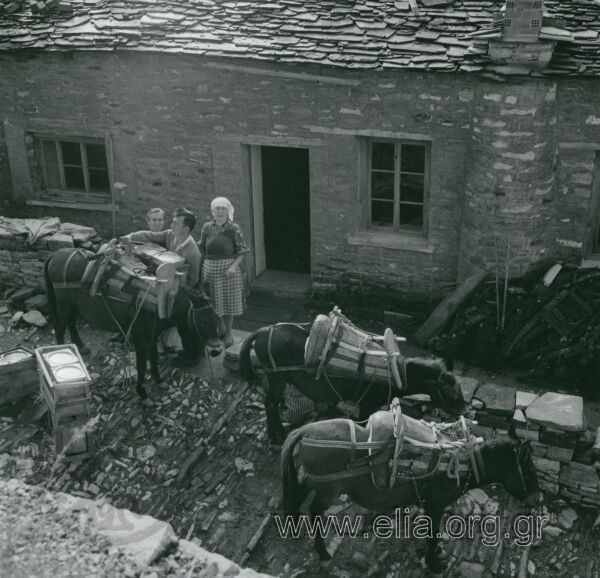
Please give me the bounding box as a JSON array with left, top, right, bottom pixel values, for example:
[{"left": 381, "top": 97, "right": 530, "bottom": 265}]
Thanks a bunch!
[
  {"left": 366, "top": 138, "right": 430, "bottom": 236},
  {"left": 37, "top": 137, "right": 111, "bottom": 199}
]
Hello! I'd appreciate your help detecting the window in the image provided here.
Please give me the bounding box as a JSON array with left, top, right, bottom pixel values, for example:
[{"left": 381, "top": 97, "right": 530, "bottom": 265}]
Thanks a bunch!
[
  {"left": 507, "top": 1, "right": 515, "bottom": 7},
  {"left": 504, "top": 18, "right": 512, "bottom": 28},
  {"left": 38, "top": 138, "right": 110, "bottom": 197},
  {"left": 368, "top": 140, "right": 428, "bottom": 232},
  {"left": 531, "top": 19, "right": 540, "bottom": 28},
  {"left": 533, "top": 0, "right": 542, "bottom": 8}
]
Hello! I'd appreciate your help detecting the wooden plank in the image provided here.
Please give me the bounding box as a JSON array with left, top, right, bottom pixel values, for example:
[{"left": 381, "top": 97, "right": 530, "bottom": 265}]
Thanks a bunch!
[{"left": 415, "top": 266, "right": 488, "bottom": 346}]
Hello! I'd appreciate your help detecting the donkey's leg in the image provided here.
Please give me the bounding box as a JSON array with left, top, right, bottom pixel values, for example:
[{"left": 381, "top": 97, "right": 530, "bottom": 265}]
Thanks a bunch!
[
  {"left": 265, "top": 376, "right": 286, "bottom": 445},
  {"left": 132, "top": 337, "right": 152, "bottom": 406},
  {"left": 67, "top": 311, "right": 90, "bottom": 355},
  {"left": 424, "top": 501, "right": 447, "bottom": 576},
  {"left": 309, "top": 487, "right": 336, "bottom": 561}
]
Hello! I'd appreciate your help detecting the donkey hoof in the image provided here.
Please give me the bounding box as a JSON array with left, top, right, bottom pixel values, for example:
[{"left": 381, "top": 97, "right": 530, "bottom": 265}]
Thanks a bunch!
[{"left": 140, "top": 398, "right": 154, "bottom": 408}]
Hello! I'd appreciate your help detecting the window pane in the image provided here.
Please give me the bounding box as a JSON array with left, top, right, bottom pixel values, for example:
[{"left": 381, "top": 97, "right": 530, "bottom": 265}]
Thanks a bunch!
[
  {"left": 401, "top": 145, "right": 426, "bottom": 173},
  {"left": 42, "top": 140, "right": 58, "bottom": 165},
  {"left": 371, "top": 142, "right": 394, "bottom": 171},
  {"left": 399, "top": 203, "right": 423, "bottom": 227},
  {"left": 86, "top": 144, "right": 108, "bottom": 168},
  {"left": 61, "top": 142, "right": 82, "bottom": 166},
  {"left": 371, "top": 171, "right": 394, "bottom": 200},
  {"left": 89, "top": 168, "right": 110, "bottom": 192},
  {"left": 64, "top": 166, "right": 85, "bottom": 190},
  {"left": 45, "top": 165, "right": 61, "bottom": 189},
  {"left": 371, "top": 200, "right": 394, "bottom": 226},
  {"left": 400, "top": 173, "right": 425, "bottom": 203}
]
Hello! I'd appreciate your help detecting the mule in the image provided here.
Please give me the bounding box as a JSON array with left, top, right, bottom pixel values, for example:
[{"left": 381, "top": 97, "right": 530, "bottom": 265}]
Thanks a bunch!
[
  {"left": 239, "top": 323, "right": 467, "bottom": 444},
  {"left": 281, "top": 417, "right": 539, "bottom": 575},
  {"left": 43, "top": 248, "right": 222, "bottom": 404}
]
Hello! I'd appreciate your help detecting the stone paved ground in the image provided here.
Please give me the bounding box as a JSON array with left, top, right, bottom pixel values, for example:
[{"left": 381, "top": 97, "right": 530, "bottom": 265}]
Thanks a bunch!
[{"left": 0, "top": 315, "right": 599, "bottom": 577}]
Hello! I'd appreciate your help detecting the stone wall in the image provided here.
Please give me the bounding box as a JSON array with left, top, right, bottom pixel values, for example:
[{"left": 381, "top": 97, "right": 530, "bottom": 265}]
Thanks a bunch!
[
  {"left": 0, "top": 52, "right": 599, "bottom": 297},
  {"left": 0, "top": 238, "right": 49, "bottom": 289}
]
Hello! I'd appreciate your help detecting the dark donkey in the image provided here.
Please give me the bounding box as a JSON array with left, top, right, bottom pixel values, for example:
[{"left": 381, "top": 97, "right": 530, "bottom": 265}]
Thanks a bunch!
[
  {"left": 239, "top": 323, "right": 467, "bottom": 444},
  {"left": 44, "top": 248, "right": 222, "bottom": 405},
  {"left": 281, "top": 417, "right": 539, "bottom": 575}
]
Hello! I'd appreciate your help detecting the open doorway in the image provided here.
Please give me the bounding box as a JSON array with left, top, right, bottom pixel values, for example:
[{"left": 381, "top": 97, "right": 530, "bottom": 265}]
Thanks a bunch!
[{"left": 251, "top": 145, "right": 310, "bottom": 275}]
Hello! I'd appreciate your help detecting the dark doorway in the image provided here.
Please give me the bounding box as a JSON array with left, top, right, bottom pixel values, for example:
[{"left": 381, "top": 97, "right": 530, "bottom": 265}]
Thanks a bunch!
[{"left": 261, "top": 146, "right": 310, "bottom": 274}]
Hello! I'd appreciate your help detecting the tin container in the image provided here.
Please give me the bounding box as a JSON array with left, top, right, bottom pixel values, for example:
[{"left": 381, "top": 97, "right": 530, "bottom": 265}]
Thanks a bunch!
[
  {"left": 0, "top": 346, "right": 38, "bottom": 405},
  {"left": 35, "top": 344, "right": 92, "bottom": 406}
]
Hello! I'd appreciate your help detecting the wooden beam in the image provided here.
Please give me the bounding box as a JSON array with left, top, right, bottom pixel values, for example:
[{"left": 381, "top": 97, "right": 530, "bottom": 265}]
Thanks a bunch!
[{"left": 415, "top": 265, "right": 488, "bottom": 346}]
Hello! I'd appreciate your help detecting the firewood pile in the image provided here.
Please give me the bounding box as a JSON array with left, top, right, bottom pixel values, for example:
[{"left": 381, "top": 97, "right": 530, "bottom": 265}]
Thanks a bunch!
[{"left": 434, "top": 264, "right": 600, "bottom": 397}]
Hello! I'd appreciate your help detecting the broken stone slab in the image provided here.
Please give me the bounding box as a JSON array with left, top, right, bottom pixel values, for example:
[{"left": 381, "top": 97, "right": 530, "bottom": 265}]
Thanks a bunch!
[
  {"left": 532, "top": 455, "right": 560, "bottom": 476},
  {"left": 25, "top": 294, "right": 49, "bottom": 313},
  {"left": 23, "top": 310, "right": 47, "bottom": 327},
  {"left": 557, "top": 507, "right": 578, "bottom": 530},
  {"left": 525, "top": 393, "right": 584, "bottom": 432},
  {"left": 47, "top": 233, "right": 75, "bottom": 250},
  {"left": 546, "top": 445, "right": 575, "bottom": 463},
  {"left": 179, "top": 538, "right": 275, "bottom": 577},
  {"left": 456, "top": 376, "right": 479, "bottom": 403},
  {"left": 516, "top": 390, "right": 538, "bottom": 411},
  {"left": 472, "top": 382, "right": 516, "bottom": 415},
  {"left": 455, "top": 561, "right": 492, "bottom": 578},
  {"left": 55, "top": 492, "right": 178, "bottom": 566},
  {"left": 560, "top": 461, "right": 600, "bottom": 487}
]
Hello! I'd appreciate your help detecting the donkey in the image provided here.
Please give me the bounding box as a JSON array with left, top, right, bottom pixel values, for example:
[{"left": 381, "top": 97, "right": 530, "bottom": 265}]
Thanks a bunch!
[
  {"left": 43, "top": 248, "right": 222, "bottom": 405},
  {"left": 239, "top": 323, "right": 467, "bottom": 444},
  {"left": 281, "top": 418, "right": 539, "bottom": 575}
]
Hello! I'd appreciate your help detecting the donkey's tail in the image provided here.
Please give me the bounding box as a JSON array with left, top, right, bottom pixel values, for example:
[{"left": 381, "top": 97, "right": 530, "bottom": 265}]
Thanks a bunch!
[
  {"left": 43, "top": 256, "right": 57, "bottom": 322},
  {"left": 280, "top": 426, "right": 307, "bottom": 520},
  {"left": 238, "top": 329, "right": 262, "bottom": 386}
]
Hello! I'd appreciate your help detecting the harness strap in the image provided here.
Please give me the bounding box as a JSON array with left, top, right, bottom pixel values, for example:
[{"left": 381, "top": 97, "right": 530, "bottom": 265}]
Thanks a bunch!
[
  {"left": 62, "top": 250, "right": 82, "bottom": 286},
  {"left": 301, "top": 438, "right": 391, "bottom": 451},
  {"left": 348, "top": 419, "right": 356, "bottom": 463},
  {"left": 267, "top": 326, "right": 278, "bottom": 371}
]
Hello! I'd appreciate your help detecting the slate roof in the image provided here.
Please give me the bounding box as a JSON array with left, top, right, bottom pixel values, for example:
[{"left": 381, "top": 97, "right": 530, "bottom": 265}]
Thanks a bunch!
[{"left": 1, "top": 0, "right": 600, "bottom": 78}]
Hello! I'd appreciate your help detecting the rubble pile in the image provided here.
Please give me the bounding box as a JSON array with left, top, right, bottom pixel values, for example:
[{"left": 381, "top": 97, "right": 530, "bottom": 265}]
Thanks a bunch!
[
  {"left": 435, "top": 264, "right": 600, "bottom": 398},
  {"left": 0, "top": 478, "right": 275, "bottom": 578}
]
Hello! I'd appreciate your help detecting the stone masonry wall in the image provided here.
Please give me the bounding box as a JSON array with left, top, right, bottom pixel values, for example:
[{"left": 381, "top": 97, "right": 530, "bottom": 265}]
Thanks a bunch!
[{"left": 0, "top": 52, "right": 599, "bottom": 296}]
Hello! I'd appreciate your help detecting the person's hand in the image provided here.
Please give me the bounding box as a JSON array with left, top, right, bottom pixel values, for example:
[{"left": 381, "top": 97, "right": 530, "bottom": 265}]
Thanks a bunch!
[{"left": 226, "top": 265, "right": 239, "bottom": 276}]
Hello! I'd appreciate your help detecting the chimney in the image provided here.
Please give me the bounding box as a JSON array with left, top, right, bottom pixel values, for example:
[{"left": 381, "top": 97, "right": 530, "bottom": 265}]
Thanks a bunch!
[{"left": 503, "top": 0, "right": 544, "bottom": 42}]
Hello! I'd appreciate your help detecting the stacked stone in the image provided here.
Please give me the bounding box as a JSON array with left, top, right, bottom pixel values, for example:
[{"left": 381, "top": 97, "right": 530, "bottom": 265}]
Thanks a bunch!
[{"left": 513, "top": 392, "right": 600, "bottom": 506}]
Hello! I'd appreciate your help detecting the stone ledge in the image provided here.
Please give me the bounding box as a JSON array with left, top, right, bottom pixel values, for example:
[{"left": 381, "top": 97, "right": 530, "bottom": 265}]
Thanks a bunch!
[{"left": 346, "top": 231, "right": 435, "bottom": 254}]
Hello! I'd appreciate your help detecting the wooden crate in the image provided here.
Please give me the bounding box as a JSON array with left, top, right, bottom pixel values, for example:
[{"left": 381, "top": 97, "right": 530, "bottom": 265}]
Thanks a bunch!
[
  {"left": 41, "top": 378, "right": 91, "bottom": 423},
  {"left": 35, "top": 344, "right": 91, "bottom": 405},
  {"left": 53, "top": 414, "right": 94, "bottom": 461},
  {"left": 0, "top": 347, "right": 39, "bottom": 405}
]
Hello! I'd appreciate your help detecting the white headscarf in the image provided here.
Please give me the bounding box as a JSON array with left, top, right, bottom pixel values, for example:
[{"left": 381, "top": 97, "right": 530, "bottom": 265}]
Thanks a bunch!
[{"left": 211, "top": 196, "right": 234, "bottom": 221}]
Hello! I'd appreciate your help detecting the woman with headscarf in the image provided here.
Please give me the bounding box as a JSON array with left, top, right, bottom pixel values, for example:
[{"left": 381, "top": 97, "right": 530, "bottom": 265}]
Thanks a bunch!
[{"left": 199, "top": 197, "right": 249, "bottom": 348}]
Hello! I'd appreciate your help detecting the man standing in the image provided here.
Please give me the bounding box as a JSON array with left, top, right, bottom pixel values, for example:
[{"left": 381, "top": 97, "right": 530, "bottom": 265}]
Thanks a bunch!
[
  {"left": 146, "top": 208, "right": 166, "bottom": 233},
  {"left": 126, "top": 207, "right": 201, "bottom": 288},
  {"left": 125, "top": 208, "right": 203, "bottom": 367}
]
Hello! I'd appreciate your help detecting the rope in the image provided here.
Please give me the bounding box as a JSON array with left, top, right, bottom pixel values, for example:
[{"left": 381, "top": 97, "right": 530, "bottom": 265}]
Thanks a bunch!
[{"left": 102, "top": 279, "right": 156, "bottom": 389}]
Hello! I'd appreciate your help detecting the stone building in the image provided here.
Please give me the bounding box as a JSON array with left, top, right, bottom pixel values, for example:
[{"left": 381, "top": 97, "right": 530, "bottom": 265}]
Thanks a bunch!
[{"left": 0, "top": 0, "right": 599, "bottom": 298}]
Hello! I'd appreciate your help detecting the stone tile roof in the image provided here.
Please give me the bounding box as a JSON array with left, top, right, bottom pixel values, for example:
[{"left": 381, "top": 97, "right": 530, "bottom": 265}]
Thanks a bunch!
[{"left": 0, "top": 0, "right": 599, "bottom": 77}]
